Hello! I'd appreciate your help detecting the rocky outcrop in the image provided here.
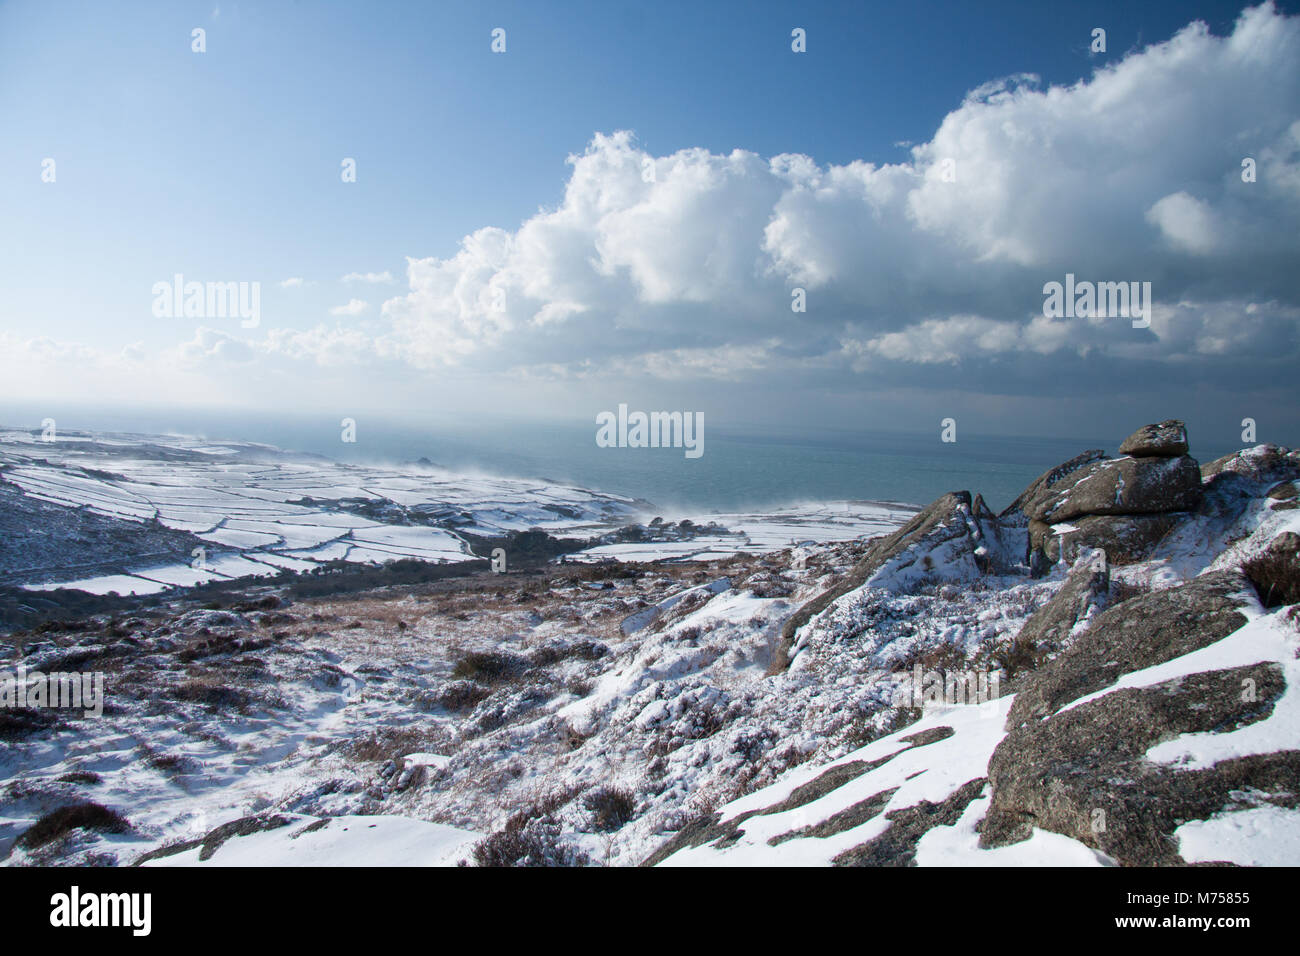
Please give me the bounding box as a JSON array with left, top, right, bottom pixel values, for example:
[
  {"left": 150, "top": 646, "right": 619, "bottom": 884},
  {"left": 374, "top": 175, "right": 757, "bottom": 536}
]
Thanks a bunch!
[
  {"left": 980, "top": 665, "right": 1296, "bottom": 865},
  {"left": 1002, "top": 571, "right": 1251, "bottom": 725},
  {"left": 1005, "top": 421, "right": 1203, "bottom": 570},
  {"left": 1269, "top": 482, "right": 1298, "bottom": 505},
  {"left": 1118, "top": 419, "right": 1189, "bottom": 457},
  {"left": 999, "top": 450, "right": 1107, "bottom": 527},
  {"left": 834, "top": 777, "right": 988, "bottom": 866},
  {"left": 1023, "top": 454, "right": 1202, "bottom": 523},
  {"left": 1029, "top": 513, "right": 1180, "bottom": 565},
  {"left": 1011, "top": 550, "right": 1110, "bottom": 659},
  {"left": 769, "top": 492, "right": 995, "bottom": 672},
  {"left": 1202, "top": 444, "right": 1300, "bottom": 485},
  {"left": 978, "top": 571, "right": 1298, "bottom": 865},
  {"left": 774, "top": 422, "right": 1223, "bottom": 671}
]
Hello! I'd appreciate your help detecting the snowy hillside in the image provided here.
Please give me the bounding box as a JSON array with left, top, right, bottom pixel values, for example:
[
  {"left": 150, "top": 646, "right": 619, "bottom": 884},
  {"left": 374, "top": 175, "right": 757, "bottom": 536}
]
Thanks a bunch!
[
  {"left": 651, "top": 428, "right": 1300, "bottom": 866},
  {"left": 2, "top": 421, "right": 1297, "bottom": 867}
]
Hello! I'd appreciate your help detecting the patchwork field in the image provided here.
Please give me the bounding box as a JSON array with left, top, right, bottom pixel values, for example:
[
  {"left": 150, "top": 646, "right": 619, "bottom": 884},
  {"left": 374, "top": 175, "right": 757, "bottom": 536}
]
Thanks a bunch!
[{"left": 0, "top": 428, "right": 915, "bottom": 598}]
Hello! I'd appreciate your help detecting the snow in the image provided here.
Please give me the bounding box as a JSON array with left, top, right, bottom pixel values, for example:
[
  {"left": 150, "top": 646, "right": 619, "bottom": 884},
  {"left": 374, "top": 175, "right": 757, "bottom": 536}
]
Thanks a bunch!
[
  {"left": 1049, "top": 596, "right": 1300, "bottom": 780},
  {"left": 6, "top": 425, "right": 1299, "bottom": 868},
  {"left": 620, "top": 577, "right": 731, "bottom": 635},
  {"left": 914, "top": 794, "right": 1114, "bottom": 866},
  {"left": 1057, "top": 600, "right": 1280, "bottom": 719},
  {"left": 1146, "top": 627, "right": 1300, "bottom": 771},
  {"left": 571, "top": 503, "right": 917, "bottom": 564},
  {"left": 1175, "top": 805, "right": 1300, "bottom": 867},
  {"left": 142, "top": 814, "right": 477, "bottom": 867},
  {"left": 658, "top": 695, "right": 1107, "bottom": 866},
  {"left": 132, "top": 564, "right": 222, "bottom": 588},
  {"left": 402, "top": 753, "right": 452, "bottom": 770},
  {"left": 3, "top": 431, "right": 914, "bottom": 592},
  {"left": 23, "top": 574, "right": 171, "bottom": 596}
]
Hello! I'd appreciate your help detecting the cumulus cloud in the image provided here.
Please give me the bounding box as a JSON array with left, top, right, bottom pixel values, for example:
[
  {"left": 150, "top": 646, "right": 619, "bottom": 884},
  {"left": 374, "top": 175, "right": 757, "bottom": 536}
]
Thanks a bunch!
[
  {"left": 368, "top": 3, "right": 1299, "bottom": 392},
  {"left": 329, "top": 298, "right": 369, "bottom": 316},
  {"left": 262, "top": 325, "right": 376, "bottom": 366},
  {"left": 49, "top": 3, "right": 1287, "bottom": 424},
  {"left": 844, "top": 316, "right": 1036, "bottom": 367},
  {"left": 1145, "top": 192, "right": 1219, "bottom": 254},
  {"left": 0, "top": 332, "right": 105, "bottom": 368},
  {"left": 174, "top": 327, "right": 255, "bottom": 365},
  {"left": 279, "top": 277, "right": 306, "bottom": 288}
]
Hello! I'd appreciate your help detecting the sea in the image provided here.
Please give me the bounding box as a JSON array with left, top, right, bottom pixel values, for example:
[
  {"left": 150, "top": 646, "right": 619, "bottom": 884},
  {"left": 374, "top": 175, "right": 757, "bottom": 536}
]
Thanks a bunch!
[{"left": 1, "top": 403, "right": 1243, "bottom": 516}]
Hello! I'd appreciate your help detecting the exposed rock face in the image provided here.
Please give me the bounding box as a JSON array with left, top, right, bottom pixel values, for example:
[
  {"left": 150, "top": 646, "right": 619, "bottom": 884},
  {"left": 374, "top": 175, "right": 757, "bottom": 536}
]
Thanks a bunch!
[
  {"left": 1003, "top": 571, "right": 1251, "bottom": 725},
  {"left": 1029, "top": 513, "right": 1180, "bottom": 565},
  {"left": 1119, "top": 419, "right": 1189, "bottom": 457},
  {"left": 1202, "top": 444, "right": 1300, "bottom": 485},
  {"left": 1025, "top": 454, "right": 1202, "bottom": 523},
  {"left": 978, "top": 572, "right": 1286, "bottom": 865},
  {"left": 1269, "top": 482, "right": 1298, "bottom": 502},
  {"left": 979, "top": 664, "right": 1297, "bottom": 865},
  {"left": 834, "top": 777, "right": 988, "bottom": 866},
  {"left": 999, "top": 449, "right": 1107, "bottom": 526},
  {"left": 769, "top": 492, "right": 991, "bottom": 672},
  {"left": 1011, "top": 550, "right": 1109, "bottom": 659},
  {"left": 998, "top": 422, "right": 1211, "bottom": 570}
]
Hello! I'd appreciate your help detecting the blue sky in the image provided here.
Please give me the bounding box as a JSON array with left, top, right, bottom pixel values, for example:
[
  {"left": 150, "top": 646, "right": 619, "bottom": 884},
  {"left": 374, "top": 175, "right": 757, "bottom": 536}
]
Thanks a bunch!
[{"left": 1, "top": 0, "right": 1298, "bottom": 443}]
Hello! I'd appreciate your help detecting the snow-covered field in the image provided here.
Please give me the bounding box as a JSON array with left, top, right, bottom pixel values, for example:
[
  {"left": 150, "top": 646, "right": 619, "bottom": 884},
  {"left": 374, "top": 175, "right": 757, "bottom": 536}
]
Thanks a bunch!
[
  {"left": 0, "top": 428, "right": 914, "bottom": 594},
  {"left": 573, "top": 503, "right": 913, "bottom": 563},
  {"left": 2, "top": 429, "right": 1297, "bottom": 867}
]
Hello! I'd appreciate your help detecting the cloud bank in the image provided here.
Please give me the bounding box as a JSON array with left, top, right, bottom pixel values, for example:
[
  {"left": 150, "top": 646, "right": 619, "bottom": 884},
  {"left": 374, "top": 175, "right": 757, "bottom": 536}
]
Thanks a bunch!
[
  {"left": 9, "top": 4, "right": 1300, "bottom": 431},
  {"left": 363, "top": 4, "right": 1300, "bottom": 394}
]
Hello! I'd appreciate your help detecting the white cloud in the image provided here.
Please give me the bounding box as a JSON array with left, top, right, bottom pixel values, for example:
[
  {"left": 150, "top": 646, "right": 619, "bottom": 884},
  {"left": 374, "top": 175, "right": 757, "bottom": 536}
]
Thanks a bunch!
[
  {"left": 0, "top": 331, "right": 102, "bottom": 367},
  {"left": 263, "top": 325, "right": 375, "bottom": 366},
  {"left": 279, "top": 277, "right": 306, "bottom": 289},
  {"left": 375, "top": 4, "right": 1300, "bottom": 381},
  {"left": 839, "top": 298, "right": 1300, "bottom": 368},
  {"left": 589, "top": 340, "right": 779, "bottom": 381},
  {"left": 1145, "top": 192, "right": 1218, "bottom": 254},
  {"left": 14, "top": 5, "right": 1298, "bottom": 424},
  {"left": 844, "top": 316, "right": 1027, "bottom": 366},
  {"left": 174, "top": 327, "right": 255, "bottom": 365},
  {"left": 329, "top": 298, "right": 369, "bottom": 316}
]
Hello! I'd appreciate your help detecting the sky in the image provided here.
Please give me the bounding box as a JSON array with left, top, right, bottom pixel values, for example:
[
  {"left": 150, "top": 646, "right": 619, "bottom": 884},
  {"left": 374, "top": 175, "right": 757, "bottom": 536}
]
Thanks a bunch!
[{"left": 1, "top": 0, "right": 1298, "bottom": 446}]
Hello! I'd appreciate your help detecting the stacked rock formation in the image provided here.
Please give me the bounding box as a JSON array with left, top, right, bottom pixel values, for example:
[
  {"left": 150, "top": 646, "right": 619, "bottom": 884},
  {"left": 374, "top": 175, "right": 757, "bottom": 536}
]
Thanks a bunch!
[
  {"left": 770, "top": 419, "right": 1291, "bottom": 676},
  {"left": 1002, "top": 419, "right": 1203, "bottom": 571}
]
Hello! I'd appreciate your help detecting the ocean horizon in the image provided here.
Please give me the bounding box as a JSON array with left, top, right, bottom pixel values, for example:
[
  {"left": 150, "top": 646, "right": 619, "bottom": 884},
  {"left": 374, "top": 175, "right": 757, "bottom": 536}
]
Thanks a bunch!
[{"left": 0, "top": 402, "right": 1246, "bottom": 516}]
